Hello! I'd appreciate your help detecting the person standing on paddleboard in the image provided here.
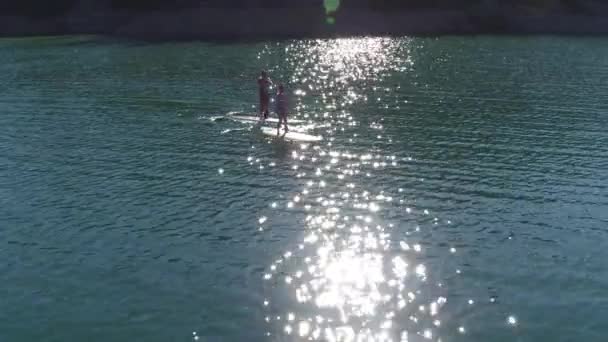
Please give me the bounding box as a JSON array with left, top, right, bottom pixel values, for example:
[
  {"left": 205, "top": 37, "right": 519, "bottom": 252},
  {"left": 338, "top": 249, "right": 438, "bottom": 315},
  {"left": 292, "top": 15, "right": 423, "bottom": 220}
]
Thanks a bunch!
[
  {"left": 258, "top": 70, "right": 273, "bottom": 120},
  {"left": 276, "top": 83, "right": 289, "bottom": 135}
]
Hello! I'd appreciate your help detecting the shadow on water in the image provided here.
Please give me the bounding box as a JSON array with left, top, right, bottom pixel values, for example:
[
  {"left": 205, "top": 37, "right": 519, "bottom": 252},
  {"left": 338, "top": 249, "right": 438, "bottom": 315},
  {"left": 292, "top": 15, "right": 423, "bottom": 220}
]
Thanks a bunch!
[
  {"left": 252, "top": 127, "right": 293, "bottom": 160},
  {"left": 270, "top": 139, "right": 292, "bottom": 160}
]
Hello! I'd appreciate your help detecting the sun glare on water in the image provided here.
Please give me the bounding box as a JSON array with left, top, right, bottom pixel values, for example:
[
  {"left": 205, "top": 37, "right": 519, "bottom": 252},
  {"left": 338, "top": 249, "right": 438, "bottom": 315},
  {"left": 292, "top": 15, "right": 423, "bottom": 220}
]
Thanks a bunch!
[{"left": 249, "top": 38, "right": 517, "bottom": 341}]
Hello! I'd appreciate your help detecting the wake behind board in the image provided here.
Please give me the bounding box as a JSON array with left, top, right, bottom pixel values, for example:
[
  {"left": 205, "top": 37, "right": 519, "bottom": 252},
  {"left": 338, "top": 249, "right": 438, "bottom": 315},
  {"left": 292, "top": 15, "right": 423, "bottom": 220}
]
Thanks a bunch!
[
  {"left": 261, "top": 127, "right": 322, "bottom": 142},
  {"left": 227, "top": 113, "right": 305, "bottom": 124}
]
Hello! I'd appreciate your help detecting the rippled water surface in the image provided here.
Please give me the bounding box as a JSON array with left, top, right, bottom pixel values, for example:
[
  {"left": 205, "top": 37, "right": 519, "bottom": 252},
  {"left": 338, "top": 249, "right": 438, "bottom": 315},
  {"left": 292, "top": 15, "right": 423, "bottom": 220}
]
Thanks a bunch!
[{"left": 2, "top": 36, "right": 608, "bottom": 342}]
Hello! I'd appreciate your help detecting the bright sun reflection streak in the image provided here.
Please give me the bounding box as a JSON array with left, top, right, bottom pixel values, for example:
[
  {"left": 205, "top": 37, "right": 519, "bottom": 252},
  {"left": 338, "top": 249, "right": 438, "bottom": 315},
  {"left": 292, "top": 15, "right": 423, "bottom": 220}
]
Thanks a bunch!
[{"left": 256, "top": 38, "right": 475, "bottom": 342}]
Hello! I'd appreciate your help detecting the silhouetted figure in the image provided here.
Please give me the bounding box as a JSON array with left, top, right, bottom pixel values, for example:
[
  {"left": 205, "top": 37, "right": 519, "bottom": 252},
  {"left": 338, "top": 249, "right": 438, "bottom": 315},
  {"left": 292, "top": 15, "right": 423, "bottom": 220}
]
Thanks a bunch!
[
  {"left": 275, "top": 83, "right": 289, "bottom": 135},
  {"left": 257, "top": 70, "right": 273, "bottom": 120}
]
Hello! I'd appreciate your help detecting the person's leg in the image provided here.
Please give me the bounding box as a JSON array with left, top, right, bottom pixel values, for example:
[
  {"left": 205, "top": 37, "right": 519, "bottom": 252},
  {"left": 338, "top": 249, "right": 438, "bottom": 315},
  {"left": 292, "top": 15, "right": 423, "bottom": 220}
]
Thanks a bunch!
[
  {"left": 277, "top": 116, "right": 282, "bottom": 135},
  {"left": 284, "top": 114, "right": 289, "bottom": 132},
  {"left": 263, "top": 96, "right": 269, "bottom": 120},
  {"left": 259, "top": 93, "right": 264, "bottom": 119}
]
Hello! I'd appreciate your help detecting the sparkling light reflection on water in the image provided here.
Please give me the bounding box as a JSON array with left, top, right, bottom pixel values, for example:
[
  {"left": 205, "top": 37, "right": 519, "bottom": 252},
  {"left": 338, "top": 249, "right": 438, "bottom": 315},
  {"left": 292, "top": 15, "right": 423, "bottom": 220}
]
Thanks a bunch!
[
  {"left": 4, "top": 35, "right": 608, "bottom": 342},
  {"left": 251, "top": 38, "right": 515, "bottom": 341}
]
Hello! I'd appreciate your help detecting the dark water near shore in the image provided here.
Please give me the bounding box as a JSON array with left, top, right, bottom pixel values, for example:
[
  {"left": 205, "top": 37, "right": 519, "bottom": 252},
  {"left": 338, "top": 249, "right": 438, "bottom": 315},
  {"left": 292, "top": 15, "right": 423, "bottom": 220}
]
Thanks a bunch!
[{"left": 1, "top": 35, "right": 607, "bottom": 342}]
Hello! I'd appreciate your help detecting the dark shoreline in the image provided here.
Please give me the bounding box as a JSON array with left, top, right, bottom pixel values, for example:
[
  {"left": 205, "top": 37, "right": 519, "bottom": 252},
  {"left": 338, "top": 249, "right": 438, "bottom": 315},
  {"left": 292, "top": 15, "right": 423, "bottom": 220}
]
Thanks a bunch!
[{"left": 2, "top": 8, "right": 608, "bottom": 41}]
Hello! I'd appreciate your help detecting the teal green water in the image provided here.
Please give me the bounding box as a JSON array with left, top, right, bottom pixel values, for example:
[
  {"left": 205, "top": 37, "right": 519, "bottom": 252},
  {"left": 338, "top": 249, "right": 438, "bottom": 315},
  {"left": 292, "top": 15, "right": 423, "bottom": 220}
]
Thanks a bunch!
[{"left": 2, "top": 36, "right": 607, "bottom": 342}]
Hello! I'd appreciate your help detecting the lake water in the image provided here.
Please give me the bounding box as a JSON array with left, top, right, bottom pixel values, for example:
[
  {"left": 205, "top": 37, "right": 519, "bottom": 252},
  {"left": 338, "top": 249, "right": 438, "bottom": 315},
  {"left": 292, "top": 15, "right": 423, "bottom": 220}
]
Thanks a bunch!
[{"left": 1, "top": 35, "right": 607, "bottom": 342}]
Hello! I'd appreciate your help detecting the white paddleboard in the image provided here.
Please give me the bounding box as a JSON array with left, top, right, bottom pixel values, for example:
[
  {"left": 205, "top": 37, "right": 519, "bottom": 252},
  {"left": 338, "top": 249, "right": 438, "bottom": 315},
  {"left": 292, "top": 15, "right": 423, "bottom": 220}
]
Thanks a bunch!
[
  {"left": 227, "top": 113, "right": 305, "bottom": 124},
  {"left": 261, "top": 127, "right": 322, "bottom": 142}
]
